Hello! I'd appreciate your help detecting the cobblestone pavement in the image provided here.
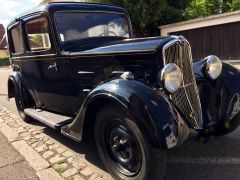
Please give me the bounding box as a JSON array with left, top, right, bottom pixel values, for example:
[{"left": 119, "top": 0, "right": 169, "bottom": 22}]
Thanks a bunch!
[{"left": 0, "top": 105, "right": 113, "bottom": 180}]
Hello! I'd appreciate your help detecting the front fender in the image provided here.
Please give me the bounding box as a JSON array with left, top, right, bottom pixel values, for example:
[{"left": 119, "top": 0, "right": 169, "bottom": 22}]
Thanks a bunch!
[
  {"left": 194, "top": 60, "right": 240, "bottom": 132},
  {"left": 64, "top": 79, "right": 189, "bottom": 149}
]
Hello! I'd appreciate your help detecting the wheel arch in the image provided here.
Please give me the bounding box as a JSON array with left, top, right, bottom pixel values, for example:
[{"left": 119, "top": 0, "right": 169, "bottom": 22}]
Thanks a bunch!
[
  {"left": 82, "top": 96, "right": 125, "bottom": 140},
  {"left": 64, "top": 79, "right": 189, "bottom": 149}
]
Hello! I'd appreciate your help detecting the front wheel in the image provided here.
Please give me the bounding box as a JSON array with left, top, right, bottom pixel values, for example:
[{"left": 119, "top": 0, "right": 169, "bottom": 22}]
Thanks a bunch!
[{"left": 94, "top": 104, "right": 166, "bottom": 180}]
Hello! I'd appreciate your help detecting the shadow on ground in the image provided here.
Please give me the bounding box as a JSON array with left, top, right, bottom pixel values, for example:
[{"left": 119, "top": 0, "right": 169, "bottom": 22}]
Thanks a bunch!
[{"left": 28, "top": 121, "right": 105, "bottom": 172}]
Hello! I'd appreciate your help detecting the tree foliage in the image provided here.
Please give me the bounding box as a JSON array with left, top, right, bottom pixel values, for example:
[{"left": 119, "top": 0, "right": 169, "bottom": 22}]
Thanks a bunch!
[
  {"left": 88, "top": 0, "right": 240, "bottom": 37},
  {"left": 89, "top": 0, "right": 188, "bottom": 37}
]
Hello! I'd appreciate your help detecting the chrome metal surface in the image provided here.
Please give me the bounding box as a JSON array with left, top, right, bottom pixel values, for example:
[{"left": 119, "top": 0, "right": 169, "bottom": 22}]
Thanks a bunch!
[{"left": 163, "top": 36, "right": 202, "bottom": 128}]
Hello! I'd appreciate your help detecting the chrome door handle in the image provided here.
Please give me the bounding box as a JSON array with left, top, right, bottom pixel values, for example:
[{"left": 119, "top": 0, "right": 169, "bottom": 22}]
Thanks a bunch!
[{"left": 48, "top": 63, "right": 58, "bottom": 71}]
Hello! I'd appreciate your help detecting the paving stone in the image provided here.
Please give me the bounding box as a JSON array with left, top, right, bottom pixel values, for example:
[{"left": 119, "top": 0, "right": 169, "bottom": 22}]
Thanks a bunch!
[
  {"left": 21, "top": 124, "right": 30, "bottom": 128},
  {"left": 34, "top": 134, "right": 45, "bottom": 139},
  {"left": 0, "top": 123, "right": 19, "bottom": 142},
  {"left": 62, "top": 167, "right": 78, "bottom": 178},
  {"left": 12, "top": 140, "right": 50, "bottom": 171},
  {"left": 72, "top": 159, "right": 86, "bottom": 170},
  {"left": 19, "top": 132, "right": 30, "bottom": 137},
  {"left": 89, "top": 173, "right": 104, "bottom": 180},
  {"left": 31, "top": 141, "right": 44, "bottom": 148},
  {"left": 42, "top": 150, "right": 55, "bottom": 159},
  {"left": 16, "top": 127, "right": 24, "bottom": 131},
  {"left": 37, "top": 167, "right": 64, "bottom": 180},
  {"left": 28, "top": 128, "right": 37, "bottom": 132},
  {"left": 16, "top": 129, "right": 27, "bottom": 134},
  {"left": 49, "top": 143, "right": 60, "bottom": 150},
  {"left": 54, "top": 163, "right": 68, "bottom": 170},
  {"left": 7, "top": 122, "right": 18, "bottom": 128},
  {"left": 73, "top": 174, "right": 86, "bottom": 180},
  {"left": 32, "top": 130, "right": 42, "bottom": 135},
  {"left": 56, "top": 147, "right": 66, "bottom": 154},
  {"left": 46, "top": 139, "right": 55, "bottom": 145},
  {"left": 67, "top": 157, "right": 74, "bottom": 164},
  {"left": 80, "top": 167, "right": 94, "bottom": 177},
  {"left": 42, "top": 136, "right": 50, "bottom": 142},
  {"left": 62, "top": 150, "right": 74, "bottom": 158},
  {"left": 24, "top": 126, "right": 31, "bottom": 130},
  {"left": 0, "top": 117, "right": 3, "bottom": 123},
  {"left": 4, "top": 119, "right": 14, "bottom": 123},
  {"left": 16, "top": 122, "right": 23, "bottom": 127},
  {"left": 49, "top": 154, "right": 66, "bottom": 164},
  {"left": 26, "top": 138, "right": 38, "bottom": 145},
  {"left": 22, "top": 135, "right": 32, "bottom": 141},
  {"left": 35, "top": 144, "right": 48, "bottom": 153},
  {"left": 16, "top": 119, "right": 22, "bottom": 123}
]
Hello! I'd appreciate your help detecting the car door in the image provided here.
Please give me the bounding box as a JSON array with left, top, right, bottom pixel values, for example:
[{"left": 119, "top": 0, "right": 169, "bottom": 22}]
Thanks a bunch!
[{"left": 23, "top": 14, "right": 75, "bottom": 115}]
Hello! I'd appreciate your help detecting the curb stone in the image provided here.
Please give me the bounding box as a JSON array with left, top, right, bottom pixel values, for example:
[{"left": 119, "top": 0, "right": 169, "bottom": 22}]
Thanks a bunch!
[{"left": 0, "top": 105, "right": 112, "bottom": 180}]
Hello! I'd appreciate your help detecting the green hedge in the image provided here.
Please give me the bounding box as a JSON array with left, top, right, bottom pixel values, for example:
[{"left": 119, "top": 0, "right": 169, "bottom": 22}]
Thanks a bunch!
[{"left": 0, "top": 57, "right": 10, "bottom": 67}]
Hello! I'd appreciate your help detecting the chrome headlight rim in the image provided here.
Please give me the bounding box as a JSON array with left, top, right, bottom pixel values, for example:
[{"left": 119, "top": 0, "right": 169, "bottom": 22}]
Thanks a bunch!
[
  {"left": 159, "top": 63, "right": 183, "bottom": 93},
  {"left": 205, "top": 55, "right": 222, "bottom": 80}
]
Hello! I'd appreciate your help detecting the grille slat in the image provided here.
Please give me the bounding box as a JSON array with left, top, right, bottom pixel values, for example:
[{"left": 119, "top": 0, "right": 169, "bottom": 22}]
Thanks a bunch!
[{"left": 163, "top": 38, "right": 202, "bottom": 128}]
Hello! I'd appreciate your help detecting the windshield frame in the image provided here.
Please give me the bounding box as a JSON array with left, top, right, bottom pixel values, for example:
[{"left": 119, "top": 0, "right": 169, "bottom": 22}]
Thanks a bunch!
[{"left": 54, "top": 10, "right": 133, "bottom": 50}]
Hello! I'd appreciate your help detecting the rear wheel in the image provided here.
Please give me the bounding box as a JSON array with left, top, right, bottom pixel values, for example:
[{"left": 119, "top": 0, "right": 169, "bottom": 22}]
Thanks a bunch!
[
  {"left": 15, "top": 86, "right": 34, "bottom": 123},
  {"left": 94, "top": 104, "right": 166, "bottom": 180}
]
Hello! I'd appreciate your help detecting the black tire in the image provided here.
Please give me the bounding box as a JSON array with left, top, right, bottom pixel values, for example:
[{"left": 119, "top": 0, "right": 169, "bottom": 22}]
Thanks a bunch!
[
  {"left": 213, "top": 113, "right": 240, "bottom": 136},
  {"left": 15, "top": 86, "right": 34, "bottom": 123},
  {"left": 94, "top": 104, "right": 166, "bottom": 180}
]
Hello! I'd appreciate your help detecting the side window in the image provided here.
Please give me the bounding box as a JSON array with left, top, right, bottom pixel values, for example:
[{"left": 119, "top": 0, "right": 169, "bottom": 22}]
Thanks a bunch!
[
  {"left": 25, "top": 17, "right": 51, "bottom": 51},
  {"left": 11, "top": 24, "right": 24, "bottom": 54}
]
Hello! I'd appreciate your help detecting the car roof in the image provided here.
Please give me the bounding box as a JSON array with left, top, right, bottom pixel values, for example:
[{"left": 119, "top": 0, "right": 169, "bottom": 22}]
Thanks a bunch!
[{"left": 7, "top": 2, "right": 128, "bottom": 29}]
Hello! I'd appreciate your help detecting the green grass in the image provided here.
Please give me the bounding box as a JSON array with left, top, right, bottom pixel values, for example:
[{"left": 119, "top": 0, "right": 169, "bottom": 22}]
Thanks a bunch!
[
  {"left": 66, "top": 177, "right": 73, "bottom": 180},
  {"left": 56, "top": 167, "right": 66, "bottom": 174},
  {"left": 0, "top": 57, "right": 8, "bottom": 60},
  {"left": 57, "top": 160, "right": 65, "bottom": 164},
  {"left": 0, "top": 57, "right": 9, "bottom": 66}
]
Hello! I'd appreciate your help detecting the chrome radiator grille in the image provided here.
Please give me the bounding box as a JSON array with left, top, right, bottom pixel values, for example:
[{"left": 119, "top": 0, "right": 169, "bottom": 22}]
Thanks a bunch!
[{"left": 163, "top": 37, "right": 202, "bottom": 128}]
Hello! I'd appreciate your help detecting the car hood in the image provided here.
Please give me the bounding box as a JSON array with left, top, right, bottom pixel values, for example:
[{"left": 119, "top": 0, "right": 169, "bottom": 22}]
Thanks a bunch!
[{"left": 68, "top": 36, "right": 175, "bottom": 56}]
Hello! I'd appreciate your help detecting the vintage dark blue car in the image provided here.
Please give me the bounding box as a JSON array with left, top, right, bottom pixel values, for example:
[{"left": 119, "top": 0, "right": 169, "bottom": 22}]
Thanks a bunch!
[{"left": 6, "top": 2, "right": 240, "bottom": 179}]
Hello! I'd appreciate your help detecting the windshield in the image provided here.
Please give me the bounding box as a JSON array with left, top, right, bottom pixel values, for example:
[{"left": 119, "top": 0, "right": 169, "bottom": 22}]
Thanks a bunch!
[{"left": 55, "top": 12, "right": 130, "bottom": 43}]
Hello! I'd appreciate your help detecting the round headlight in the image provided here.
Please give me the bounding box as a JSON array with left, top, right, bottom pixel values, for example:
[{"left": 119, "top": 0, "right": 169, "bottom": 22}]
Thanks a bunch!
[
  {"left": 205, "top": 55, "right": 222, "bottom": 80},
  {"left": 160, "top": 63, "right": 183, "bottom": 93}
]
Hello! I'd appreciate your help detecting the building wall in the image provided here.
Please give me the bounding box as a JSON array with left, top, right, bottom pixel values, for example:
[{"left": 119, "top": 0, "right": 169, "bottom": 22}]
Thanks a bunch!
[
  {"left": 170, "top": 22, "right": 240, "bottom": 60},
  {"left": 0, "top": 50, "right": 8, "bottom": 58}
]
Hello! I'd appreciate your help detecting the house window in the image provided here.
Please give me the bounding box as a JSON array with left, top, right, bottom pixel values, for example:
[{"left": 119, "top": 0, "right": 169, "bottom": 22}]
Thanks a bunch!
[
  {"left": 11, "top": 24, "right": 24, "bottom": 54},
  {"left": 25, "top": 17, "right": 51, "bottom": 51}
]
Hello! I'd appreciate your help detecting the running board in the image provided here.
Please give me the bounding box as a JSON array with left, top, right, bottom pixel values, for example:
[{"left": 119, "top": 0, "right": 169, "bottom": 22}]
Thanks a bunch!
[{"left": 24, "top": 108, "right": 73, "bottom": 129}]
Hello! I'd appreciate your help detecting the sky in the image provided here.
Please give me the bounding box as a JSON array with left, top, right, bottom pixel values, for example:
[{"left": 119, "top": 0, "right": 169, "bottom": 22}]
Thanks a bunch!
[{"left": 0, "top": 0, "right": 43, "bottom": 28}]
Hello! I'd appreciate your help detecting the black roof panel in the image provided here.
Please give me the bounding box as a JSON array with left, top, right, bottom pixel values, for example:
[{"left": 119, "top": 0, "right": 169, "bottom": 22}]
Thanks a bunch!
[{"left": 7, "top": 2, "right": 127, "bottom": 29}]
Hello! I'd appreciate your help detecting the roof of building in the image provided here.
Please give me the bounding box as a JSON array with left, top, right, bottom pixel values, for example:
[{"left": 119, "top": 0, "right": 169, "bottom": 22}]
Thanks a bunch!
[
  {"left": 159, "top": 10, "right": 240, "bottom": 35},
  {"left": 0, "top": 24, "right": 6, "bottom": 49}
]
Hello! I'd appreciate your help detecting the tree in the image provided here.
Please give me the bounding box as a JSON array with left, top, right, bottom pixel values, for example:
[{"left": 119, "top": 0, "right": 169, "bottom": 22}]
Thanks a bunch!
[
  {"left": 230, "top": 0, "right": 240, "bottom": 11},
  {"left": 185, "top": 0, "right": 235, "bottom": 19},
  {"left": 89, "top": 0, "right": 190, "bottom": 37}
]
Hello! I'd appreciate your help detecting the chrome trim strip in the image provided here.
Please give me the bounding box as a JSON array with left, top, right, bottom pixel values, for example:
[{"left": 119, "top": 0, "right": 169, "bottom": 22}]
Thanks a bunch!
[
  {"left": 112, "top": 71, "right": 125, "bottom": 74},
  {"left": 11, "top": 54, "right": 56, "bottom": 60},
  {"left": 70, "top": 48, "right": 155, "bottom": 56},
  {"left": 78, "top": 71, "right": 95, "bottom": 74}
]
